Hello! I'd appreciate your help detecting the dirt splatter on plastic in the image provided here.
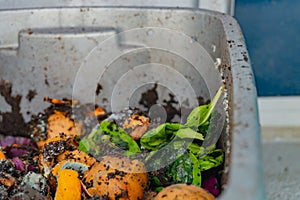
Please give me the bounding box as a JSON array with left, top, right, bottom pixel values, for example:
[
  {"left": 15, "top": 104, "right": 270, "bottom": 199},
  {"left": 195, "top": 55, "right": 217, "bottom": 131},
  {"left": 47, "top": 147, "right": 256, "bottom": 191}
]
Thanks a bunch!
[
  {"left": 26, "top": 89, "right": 37, "bottom": 102},
  {"left": 0, "top": 80, "right": 29, "bottom": 136},
  {"left": 138, "top": 83, "right": 207, "bottom": 123},
  {"left": 139, "top": 83, "right": 159, "bottom": 111},
  {"left": 95, "top": 83, "right": 102, "bottom": 96}
]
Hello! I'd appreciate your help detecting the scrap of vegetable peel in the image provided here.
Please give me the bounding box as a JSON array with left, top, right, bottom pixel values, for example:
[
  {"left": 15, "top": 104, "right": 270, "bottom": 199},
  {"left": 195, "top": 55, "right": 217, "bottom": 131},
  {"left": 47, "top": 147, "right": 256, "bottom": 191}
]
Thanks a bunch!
[{"left": 55, "top": 169, "right": 81, "bottom": 200}]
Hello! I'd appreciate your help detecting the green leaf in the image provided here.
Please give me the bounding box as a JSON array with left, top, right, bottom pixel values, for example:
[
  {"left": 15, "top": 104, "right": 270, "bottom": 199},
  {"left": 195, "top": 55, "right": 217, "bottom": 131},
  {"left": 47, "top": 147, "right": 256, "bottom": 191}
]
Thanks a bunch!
[
  {"left": 199, "top": 149, "right": 224, "bottom": 171},
  {"left": 78, "top": 127, "right": 102, "bottom": 154},
  {"left": 78, "top": 120, "right": 141, "bottom": 156},
  {"left": 187, "top": 143, "right": 205, "bottom": 157},
  {"left": 140, "top": 123, "right": 181, "bottom": 150},
  {"left": 190, "top": 153, "right": 201, "bottom": 186},
  {"left": 140, "top": 85, "right": 224, "bottom": 152},
  {"left": 185, "top": 84, "right": 225, "bottom": 128},
  {"left": 166, "top": 153, "right": 201, "bottom": 186},
  {"left": 175, "top": 128, "right": 204, "bottom": 141},
  {"left": 167, "top": 154, "right": 193, "bottom": 184},
  {"left": 144, "top": 138, "right": 187, "bottom": 170},
  {"left": 78, "top": 138, "right": 92, "bottom": 154},
  {"left": 155, "top": 186, "right": 164, "bottom": 192}
]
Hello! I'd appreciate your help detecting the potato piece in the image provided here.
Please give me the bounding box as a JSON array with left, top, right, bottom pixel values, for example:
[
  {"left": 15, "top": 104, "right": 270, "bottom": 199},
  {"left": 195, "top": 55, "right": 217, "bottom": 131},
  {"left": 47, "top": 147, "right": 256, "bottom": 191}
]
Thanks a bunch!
[
  {"left": 55, "top": 169, "right": 81, "bottom": 200},
  {"left": 83, "top": 156, "right": 148, "bottom": 200},
  {"left": 47, "top": 110, "right": 83, "bottom": 139},
  {"left": 51, "top": 160, "right": 89, "bottom": 177},
  {"left": 56, "top": 150, "right": 96, "bottom": 166},
  {"left": 155, "top": 184, "right": 215, "bottom": 200},
  {"left": 36, "top": 133, "right": 78, "bottom": 149},
  {"left": 123, "top": 114, "right": 150, "bottom": 140},
  {"left": 38, "top": 134, "right": 79, "bottom": 176}
]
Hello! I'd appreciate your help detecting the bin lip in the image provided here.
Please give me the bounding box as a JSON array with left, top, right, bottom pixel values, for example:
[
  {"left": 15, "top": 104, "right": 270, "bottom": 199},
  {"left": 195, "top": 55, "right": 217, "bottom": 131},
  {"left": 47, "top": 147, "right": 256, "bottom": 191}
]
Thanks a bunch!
[
  {"left": 0, "top": 6, "right": 265, "bottom": 199},
  {"left": 0, "top": 0, "right": 234, "bottom": 15},
  {"left": 214, "top": 13, "right": 265, "bottom": 200}
]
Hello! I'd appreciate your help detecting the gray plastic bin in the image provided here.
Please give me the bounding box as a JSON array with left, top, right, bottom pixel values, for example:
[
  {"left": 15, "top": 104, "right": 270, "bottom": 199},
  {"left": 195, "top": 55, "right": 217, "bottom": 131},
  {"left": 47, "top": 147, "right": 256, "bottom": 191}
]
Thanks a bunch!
[{"left": 0, "top": 6, "right": 264, "bottom": 200}]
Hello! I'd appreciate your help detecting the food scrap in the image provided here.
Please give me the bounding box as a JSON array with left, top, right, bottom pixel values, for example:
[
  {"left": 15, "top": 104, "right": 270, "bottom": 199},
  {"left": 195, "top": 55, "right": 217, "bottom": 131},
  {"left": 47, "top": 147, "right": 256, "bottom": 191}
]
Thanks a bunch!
[
  {"left": 0, "top": 85, "right": 225, "bottom": 199},
  {"left": 55, "top": 169, "right": 81, "bottom": 200},
  {"left": 154, "top": 183, "right": 216, "bottom": 200}
]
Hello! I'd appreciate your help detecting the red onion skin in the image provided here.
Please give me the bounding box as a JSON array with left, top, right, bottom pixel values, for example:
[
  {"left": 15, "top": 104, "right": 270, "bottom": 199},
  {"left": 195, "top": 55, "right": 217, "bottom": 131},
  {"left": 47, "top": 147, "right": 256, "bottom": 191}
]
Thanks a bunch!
[
  {"left": 12, "top": 157, "right": 25, "bottom": 171},
  {"left": 202, "top": 176, "right": 220, "bottom": 197},
  {"left": 27, "top": 165, "right": 35, "bottom": 171},
  {"left": 0, "top": 136, "right": 32, "bottom": 147},
  {"left": 6, "top": 148, "right": 28, "bottom": 158}
]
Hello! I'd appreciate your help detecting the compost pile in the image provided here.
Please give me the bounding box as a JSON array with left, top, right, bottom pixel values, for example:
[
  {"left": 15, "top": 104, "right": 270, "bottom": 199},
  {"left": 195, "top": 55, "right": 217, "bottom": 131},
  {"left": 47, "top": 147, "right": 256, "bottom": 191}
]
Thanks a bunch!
[{"left": 0, "top": 86, "right": 225, "bottom": 200}]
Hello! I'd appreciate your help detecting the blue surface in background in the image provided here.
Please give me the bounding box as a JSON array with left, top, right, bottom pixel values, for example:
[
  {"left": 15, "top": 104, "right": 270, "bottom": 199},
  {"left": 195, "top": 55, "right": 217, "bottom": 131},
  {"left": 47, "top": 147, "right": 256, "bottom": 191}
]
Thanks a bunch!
[{"left": 235, "top": 0, "right": 300, "bottom": 96}]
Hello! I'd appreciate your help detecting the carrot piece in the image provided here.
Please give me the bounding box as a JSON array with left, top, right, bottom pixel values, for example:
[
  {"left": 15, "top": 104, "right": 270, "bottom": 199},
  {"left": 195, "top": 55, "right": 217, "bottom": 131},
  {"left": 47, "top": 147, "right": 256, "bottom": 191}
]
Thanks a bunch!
[
  {"left": 55, "top": 169, "right": 81, "bottom": 200},
  {"left": 85, "top": 105, "right": 106, "bottom": 117},
  {"left": 43, "top": 97, "right": 78, "bottom": 105},
  {"left": 0, "top": 150, "right": 6, "bottom": 160}
]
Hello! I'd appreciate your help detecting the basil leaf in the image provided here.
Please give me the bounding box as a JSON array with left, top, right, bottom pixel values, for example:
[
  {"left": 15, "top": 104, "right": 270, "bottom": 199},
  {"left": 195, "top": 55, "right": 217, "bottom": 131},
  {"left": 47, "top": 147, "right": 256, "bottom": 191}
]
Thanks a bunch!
[
  {"left": 190, "top": 153, "right": 201, "bottom": 186},
  {"left": 166, "top": 153, "right": 201, "bottom": 186},
  {"left": 78, "top": 138, "right": 93, "bottom": 154},
  {"left": 78, "top": 127, "right": 102, "bottom": 154},
  {"left": 144, "top": 138, "right": 188, "bottom": 170},
  {"left": 175, "top": 128, "right": 204, "bottom": 141},
  {"left": 140, "top": 123, "right": 181, "bottom": 150},
  {"left": 199, "top": 149, "right": 224, "bottom": 171},
  {"left": 78, "top": 120, "right": 141, "bottom": 156},
  {"left": 187, "top": 143, "right": 205, "bottom": 157},
  {"left": 185, "top": 84, "right": 225, "bottom": 128}
]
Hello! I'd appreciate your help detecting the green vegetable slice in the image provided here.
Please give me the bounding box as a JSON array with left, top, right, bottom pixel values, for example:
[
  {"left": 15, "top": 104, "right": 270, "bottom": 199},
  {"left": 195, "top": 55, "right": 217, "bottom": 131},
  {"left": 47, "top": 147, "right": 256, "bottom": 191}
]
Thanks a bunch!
[
  {"left": 165, "top": 152, "right": 201, "bottom": 186},
  {"left": 185, "top": 84, "right": 225, "bottom": 128},
  {"left": 140, "top": 123, "right": 181, "bottom": 150},
  {"left": 78, "top": 120, "right": 140, "bottom": 156},
  {"left": 199, "top": 149, "right": 224, "bottom": 171},
  {"left": 175, "top": 128, "right": 204, "bottom": 140}
]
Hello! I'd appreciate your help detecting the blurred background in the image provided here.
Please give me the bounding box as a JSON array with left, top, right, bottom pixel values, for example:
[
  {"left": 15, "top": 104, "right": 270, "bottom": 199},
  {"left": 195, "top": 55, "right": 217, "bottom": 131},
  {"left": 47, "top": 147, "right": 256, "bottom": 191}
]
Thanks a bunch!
[
  {"left": 235, "top": 0, "right": 300, "bottom": 96},
  {"left": 235, "top": 1, "right": 300, "bottom": 199}
]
